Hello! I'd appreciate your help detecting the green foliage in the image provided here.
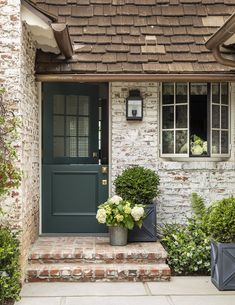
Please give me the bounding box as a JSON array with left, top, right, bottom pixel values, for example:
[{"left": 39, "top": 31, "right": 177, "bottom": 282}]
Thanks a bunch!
[
  {"left": 96, "top": 196, "right": 145, "bottom": 230},
  {"left": 160, "top": 193, "right": 211, "bottom": 275},
  {"left": 0, "top": 226, "right": 21, "bottom": 304},
  {"left": 161, "top": 219, "right": 211, "bottom": 275},
  {"left": 114, "top": 166, "right": 160, "bottom": 205},
  {"left": 207, "top": 197, "right": 235, "bottom": 243},
  {"left": 191, "top": 192, "right": 206, "bottom": 220},
  {"left": 0, "top": 89, "right": 21, "bottom": 197}
]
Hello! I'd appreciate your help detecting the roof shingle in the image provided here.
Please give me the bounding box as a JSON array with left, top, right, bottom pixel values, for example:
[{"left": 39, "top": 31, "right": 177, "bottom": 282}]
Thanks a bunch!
[{"left": 35, "top": 0, "right": 235, "bottom": 74}]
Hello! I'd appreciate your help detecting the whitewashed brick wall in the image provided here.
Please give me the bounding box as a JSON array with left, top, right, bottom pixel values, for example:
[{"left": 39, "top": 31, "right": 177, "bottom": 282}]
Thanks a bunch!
[
  {"left": 0, "top": 0, "right": 39, "bottom": 272},
  {"left": 110, "top": 82, "right": 235, "bottom": 224}
]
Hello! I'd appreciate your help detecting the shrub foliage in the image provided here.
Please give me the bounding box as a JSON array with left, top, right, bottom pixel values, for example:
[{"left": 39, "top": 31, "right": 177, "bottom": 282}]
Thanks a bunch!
[
  {"left": 0, "top": 88, "right": 21, "bottom": 304},
  {"left": 0, "top": 227, "right": 21, "bottom": 304},
  {"left": 160, "top": 193, "right": 211, "bottom": 275},
  {"left": 114, "top": 166, "right": 160, "bottom": 205},
  {"left": 207, "top": 197, "right": 235, "bottom": 243}
]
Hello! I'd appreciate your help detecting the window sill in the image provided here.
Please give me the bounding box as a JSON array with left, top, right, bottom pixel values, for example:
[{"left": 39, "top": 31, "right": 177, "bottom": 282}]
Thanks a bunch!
[{"left": 160, "top": 157, "right": 230, "bottom": 162}]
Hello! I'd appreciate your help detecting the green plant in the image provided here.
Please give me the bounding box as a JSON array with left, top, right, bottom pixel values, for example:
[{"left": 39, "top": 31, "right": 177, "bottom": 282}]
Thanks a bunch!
[
  {"left": 160, "top": 193, "right": 211, "bottom": 275},
  {"left": 96, "top": 195, "right": 145, "bottom": 230},
  {"left": 191, "top": 192, "right": 206, "bottom": 220},
  {"left": 114, "top": 166, "right": 160, "bottom": 205},
  {"left": 207, "top": 197, "right": 235, "bottom": 243},
  {"left": 0, "top": 226, "right": 21, "bottom": 304},
  {"left": 0, "top": 88, "right": 21, "bottom": 197}
]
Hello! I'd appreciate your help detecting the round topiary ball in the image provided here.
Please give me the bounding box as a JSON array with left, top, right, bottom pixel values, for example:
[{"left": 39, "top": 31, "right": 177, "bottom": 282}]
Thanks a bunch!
[
  {"left": 114, "top": 166, "right": 160, "bottom": 205},
  {"left": 207, "top": 197, "right": 235, "bottom": 243}
]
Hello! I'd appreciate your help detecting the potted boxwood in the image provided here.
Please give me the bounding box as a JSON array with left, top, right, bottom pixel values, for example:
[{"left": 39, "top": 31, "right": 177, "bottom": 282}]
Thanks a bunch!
[
  {"left": 207, "top": 197, "right": 235, "bottom": 291},
  {"left": 114, "top": 166, "right": 160, "bottom": 242},
  {"left": 96, "top": 195, "right": 145, "bottom": 246}
]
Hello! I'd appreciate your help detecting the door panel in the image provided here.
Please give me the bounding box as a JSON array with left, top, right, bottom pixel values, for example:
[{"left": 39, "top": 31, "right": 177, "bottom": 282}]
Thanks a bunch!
[{"left": 42, "top": 83, "right": 108, "bottom": 233}]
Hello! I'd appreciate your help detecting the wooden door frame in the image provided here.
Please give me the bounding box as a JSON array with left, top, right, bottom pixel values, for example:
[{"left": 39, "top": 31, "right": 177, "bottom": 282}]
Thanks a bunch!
[{"left": 39, "top": 82, "right": 110, "bottom": 235}]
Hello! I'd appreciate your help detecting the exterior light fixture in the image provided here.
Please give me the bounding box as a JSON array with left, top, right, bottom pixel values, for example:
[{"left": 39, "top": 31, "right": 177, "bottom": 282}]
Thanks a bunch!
[{"left": 126, "top": 89, "right": 143, "bottom": 121}]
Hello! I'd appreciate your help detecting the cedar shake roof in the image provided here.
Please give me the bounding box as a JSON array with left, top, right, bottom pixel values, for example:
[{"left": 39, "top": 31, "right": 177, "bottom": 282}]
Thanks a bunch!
[{"left": 35, "top": 0, "right": 235, "bottom": 75}]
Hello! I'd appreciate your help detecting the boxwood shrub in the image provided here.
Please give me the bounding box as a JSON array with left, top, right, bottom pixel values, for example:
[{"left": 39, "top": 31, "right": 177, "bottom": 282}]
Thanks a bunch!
[
  {"left": 114, "top": 166, "right": 160, "bottom": 205},
  {"left": 0, "top": 226, "right": 21, "bottom": 304},
  {"left": 207, "top": 197, "right": 235, "bottom": 243}
]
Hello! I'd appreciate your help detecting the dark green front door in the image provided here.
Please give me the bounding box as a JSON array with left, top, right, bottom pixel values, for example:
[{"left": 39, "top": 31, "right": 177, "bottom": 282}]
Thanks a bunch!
[{"left": 42, "top": 83, "right": 108, "bottom": 233}]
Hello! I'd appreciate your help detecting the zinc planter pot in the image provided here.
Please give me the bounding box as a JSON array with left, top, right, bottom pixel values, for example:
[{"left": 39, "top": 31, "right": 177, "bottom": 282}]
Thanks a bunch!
[
  {"left": 109, "top": 226, "right": 128, "bottom": 246},
  {"left": 211, "top": 240, "right": 235, "bottom": 291},
  {"left": 128, "top": 203, "right": 157, "bottom": 242}
]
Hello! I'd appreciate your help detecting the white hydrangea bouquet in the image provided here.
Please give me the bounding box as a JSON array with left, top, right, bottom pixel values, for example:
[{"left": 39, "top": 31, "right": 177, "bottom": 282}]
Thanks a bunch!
[{"left": 96, "top": 195, "right": 145, "bottom": 230}]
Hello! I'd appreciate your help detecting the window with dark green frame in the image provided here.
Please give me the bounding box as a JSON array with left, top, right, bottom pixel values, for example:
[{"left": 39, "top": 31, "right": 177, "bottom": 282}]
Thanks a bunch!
[{"left": 161, "top": 82, "right": 230, "bottom": 158}]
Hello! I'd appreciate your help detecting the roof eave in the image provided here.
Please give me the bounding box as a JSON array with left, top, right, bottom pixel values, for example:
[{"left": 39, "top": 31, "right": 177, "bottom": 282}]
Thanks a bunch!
[{"left": 22, "top": 0, "right": 57, "bottom": 24}]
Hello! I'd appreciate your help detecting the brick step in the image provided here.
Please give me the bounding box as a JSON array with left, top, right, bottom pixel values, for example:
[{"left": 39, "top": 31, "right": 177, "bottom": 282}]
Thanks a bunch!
[
  {"left": 29, "top": 239, "right": 167, "bottom": 265},
  {"left": 29, "top": 250, "right": 167, "bottom": 265},
  {"left": 26, "top": 263, "right": 171, "bottom": 282}
]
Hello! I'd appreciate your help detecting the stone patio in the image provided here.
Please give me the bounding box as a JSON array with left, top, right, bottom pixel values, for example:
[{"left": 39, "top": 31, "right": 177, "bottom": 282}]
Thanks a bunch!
[
  {"left": 16, "top": 277, "right": 235, "bottom": 305},
  {"left": 26, "top": 236, "right": 170, "bottom": 282}
]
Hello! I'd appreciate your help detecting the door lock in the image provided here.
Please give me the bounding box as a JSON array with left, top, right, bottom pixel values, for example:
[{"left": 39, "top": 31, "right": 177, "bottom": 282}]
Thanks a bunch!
[
  {"left": 102, "top": 179, "right": 108, "bottom": 186},
  {"left": 102, "top": 166, "right": 108, "bottom": 174}
]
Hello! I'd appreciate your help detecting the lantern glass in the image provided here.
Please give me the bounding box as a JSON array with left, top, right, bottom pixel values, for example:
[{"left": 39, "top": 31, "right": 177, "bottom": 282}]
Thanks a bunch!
[{"left": 126, "top": 98, "right": 143, "bottom": 120}]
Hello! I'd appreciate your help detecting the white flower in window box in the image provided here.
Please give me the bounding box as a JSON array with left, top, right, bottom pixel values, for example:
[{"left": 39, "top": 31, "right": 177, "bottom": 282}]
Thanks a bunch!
[{"left": 191, "top": 135, "right": 207, "bottom": 156}]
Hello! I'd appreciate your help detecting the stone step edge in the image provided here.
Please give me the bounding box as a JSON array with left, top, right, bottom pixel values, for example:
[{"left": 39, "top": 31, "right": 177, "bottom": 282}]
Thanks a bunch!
[{"left": 26, "top": 263, "right": 171, "bottom": 282}]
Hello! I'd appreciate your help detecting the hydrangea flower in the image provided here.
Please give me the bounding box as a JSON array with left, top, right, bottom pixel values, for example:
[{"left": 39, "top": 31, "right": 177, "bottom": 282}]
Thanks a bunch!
[
  {"left": 109, "top": 195, "right": 123, "bottom": 205},
  {"left": 131, "top": 206, "right": 145, "bottom": 221},
  {"left": 96, "top": 208, "right": 106, "bottom": 224}
]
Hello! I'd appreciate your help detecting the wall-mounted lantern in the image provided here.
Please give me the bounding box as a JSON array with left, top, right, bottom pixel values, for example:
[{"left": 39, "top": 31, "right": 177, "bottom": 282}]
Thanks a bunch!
[{"left": 126, "top": 89, "right": 143, "bottom": 121}]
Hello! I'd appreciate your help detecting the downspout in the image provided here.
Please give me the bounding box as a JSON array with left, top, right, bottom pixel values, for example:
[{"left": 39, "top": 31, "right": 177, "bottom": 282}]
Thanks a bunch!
[{"left": 212, "top": 46, "right": 235, "bottom": 68}]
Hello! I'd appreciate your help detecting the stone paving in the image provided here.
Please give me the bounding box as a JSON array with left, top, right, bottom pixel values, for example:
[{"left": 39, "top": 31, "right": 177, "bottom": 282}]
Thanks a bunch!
[{"left": 16, "top": 277, "right": 235, "bottom": 305}]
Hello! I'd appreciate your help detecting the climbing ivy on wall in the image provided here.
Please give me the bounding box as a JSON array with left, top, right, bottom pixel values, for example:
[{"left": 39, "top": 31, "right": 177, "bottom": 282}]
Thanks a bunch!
[
  {"left": 0, "top": 88, "right": 21, "bottom": 199},
  {"left": 0, "top": 88, "right": 22, "bottom": 304}
]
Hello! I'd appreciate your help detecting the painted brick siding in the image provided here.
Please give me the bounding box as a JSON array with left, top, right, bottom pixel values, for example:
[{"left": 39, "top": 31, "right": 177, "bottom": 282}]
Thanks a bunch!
[
  {"left": 0, "top": 0, "right": 39, "bottom": 273},
  {"left": 110, "top": 82, "right": 235, "bottom": 224}
]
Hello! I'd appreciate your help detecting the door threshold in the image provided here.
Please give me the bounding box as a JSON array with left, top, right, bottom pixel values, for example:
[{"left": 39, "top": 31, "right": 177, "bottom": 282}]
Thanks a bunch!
[{"left": 39, "top": 233, "right": 109, "bottom": 237}]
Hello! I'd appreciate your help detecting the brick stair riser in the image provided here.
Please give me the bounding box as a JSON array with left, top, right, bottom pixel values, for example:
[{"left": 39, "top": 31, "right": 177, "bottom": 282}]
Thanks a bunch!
[
  {"left": 28, "top": 252, "right": 167, "bottom": 264},
  {"left": 26, "top": 267, "right": 171, "bottom": 283},
  {"left": 29, "top": 257, "right": 166, "bottom": 264}
]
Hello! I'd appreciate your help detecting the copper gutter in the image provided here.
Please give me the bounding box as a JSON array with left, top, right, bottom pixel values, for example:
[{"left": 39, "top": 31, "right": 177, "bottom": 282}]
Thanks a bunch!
[
  {"left": 51, "top": 24, "right": 73, "bottom": 59},
  {"left": 206, "top": 13, "right": 235, "bottom": 67},
  {"left": 36, "top": 73, "right": 235, "bottom": 83},
  {"left": 22, "top": 0, "right": 73, "bottom": 59}
]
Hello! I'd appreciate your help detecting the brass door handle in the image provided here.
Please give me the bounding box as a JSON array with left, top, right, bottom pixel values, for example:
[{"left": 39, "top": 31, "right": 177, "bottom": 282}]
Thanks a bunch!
[{"left": 93, "top": 152, "right": 98, "bottom": 158}]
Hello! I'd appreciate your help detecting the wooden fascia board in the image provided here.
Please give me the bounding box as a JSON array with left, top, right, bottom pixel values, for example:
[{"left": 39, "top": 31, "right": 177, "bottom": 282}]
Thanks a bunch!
[
  {"left": 51, "top": 23, "right": 73, "bottom": 59},
  {"left": 36, "top": 73, "right": 235, "bottom": 82}
]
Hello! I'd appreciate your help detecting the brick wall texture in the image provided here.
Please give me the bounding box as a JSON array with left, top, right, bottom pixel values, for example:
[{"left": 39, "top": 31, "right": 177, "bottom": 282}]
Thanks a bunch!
[
  {"left": 110, "top": 82, "right": 235, "bottom": 224},
  {"left": 0, "top": 0, "right": 39, "bottom": 272}
]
